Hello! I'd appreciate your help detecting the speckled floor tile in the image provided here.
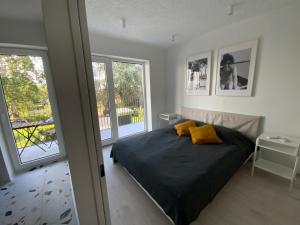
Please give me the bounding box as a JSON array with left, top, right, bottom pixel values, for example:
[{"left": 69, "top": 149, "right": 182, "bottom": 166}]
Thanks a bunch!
[{"left": 0, "top": 161, "right": 78, "bottom": 225}]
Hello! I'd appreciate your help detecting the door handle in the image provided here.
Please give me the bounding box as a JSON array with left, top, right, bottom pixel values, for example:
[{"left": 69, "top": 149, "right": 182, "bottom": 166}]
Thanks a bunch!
[{"left": 100, "top": 164, "right": 105, "bottom": 177}]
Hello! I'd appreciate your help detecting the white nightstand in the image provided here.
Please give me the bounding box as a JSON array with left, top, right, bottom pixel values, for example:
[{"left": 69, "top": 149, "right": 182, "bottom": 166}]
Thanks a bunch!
[
  {"left": 159, "top": 113, "right": 179, "bottom": 127},
  {"left": 251, "top": 133, "right": 300, "bottom": 191}
]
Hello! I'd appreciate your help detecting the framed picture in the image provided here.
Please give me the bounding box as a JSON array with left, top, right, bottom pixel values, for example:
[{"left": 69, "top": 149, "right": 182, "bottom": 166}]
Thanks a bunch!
[
  {"left": 215, "top": 39, "right": 258, "bottom": 96},
  {"left": 186, "top": 51, "right": 211, "bottom": 95}
]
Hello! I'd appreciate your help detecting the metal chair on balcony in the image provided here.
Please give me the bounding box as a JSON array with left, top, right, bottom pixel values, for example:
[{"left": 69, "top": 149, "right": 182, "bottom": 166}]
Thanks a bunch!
[{"left": 40, "top": 128, "right": 57, "bottom": 149}]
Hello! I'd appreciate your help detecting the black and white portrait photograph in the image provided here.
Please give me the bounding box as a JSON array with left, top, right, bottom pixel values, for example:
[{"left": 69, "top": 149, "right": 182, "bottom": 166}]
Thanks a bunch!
[
  {"left": 216, "top": 40, "right": 258, "bottom": 96},
  {"left": 186, "top": 52, "right": 211, "bottom": 95}
]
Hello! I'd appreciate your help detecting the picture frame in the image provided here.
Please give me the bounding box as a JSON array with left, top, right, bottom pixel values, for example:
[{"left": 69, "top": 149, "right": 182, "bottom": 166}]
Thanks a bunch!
[
  {"left": 186, "top": 51, "right": 211, "bottom": 95},
  {"left": 215, "top": 39, "right": 258, "bottom": 96}
]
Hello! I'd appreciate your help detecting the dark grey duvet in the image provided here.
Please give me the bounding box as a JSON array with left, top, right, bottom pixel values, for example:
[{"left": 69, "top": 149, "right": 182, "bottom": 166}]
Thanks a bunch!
[{"left": 110, "top": 121, "right": 254, "bottom": 225}]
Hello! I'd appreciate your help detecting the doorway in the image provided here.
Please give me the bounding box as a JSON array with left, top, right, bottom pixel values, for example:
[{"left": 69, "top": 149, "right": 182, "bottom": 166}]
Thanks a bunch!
[
  {"left": 0, "top": 47, "right": 65, "bottom": 171},
  {"left": 92, "top": 56, "right": 147, "bottom": 145}
]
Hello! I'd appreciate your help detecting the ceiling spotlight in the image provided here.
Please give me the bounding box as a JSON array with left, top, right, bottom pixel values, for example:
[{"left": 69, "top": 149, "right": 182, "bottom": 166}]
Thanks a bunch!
[
  {"left": 121, "top": 18, "right": 126, "bottom": 28},
  {"left": 228, "top": 4, "right": 234, "bottom": 16}
]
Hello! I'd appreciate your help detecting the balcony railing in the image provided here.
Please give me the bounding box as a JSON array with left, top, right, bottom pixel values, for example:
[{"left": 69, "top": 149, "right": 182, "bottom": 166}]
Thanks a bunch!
[{"left": 97, "top": 96, "right": 144, "bottom": 138}]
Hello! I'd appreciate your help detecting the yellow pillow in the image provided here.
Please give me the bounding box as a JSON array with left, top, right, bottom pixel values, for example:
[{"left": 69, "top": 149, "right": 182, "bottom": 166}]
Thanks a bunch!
[
  {"left": 189, "top": 125, "right": 223, "bottom": 144},
  {"left": 174, "top": 120, "right": 196, "bottom": 136}
]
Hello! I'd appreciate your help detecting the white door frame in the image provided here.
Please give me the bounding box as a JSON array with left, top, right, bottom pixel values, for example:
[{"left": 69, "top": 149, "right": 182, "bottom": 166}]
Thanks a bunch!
[
  {"left": 0, "top": 46, "right": 66, "bottom": 172},
  {"left": 43, "top": 0, "right": 110, "bottom": 224}
]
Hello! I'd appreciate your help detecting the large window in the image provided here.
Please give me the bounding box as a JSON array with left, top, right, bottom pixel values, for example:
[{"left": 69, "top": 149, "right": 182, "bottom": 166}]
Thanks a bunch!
[{"left": 92, "top": 57, "right": 146, "bottom": 144}]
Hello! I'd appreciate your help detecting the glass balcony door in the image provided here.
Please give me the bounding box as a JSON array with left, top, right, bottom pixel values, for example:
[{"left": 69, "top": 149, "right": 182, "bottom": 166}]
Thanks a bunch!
[
  {"left": 92, "top": 56, "right": 146, "bottom": 144},
  {"left": 112, "top": 61, "right": 146, "bottom": 138},
  {"left": 0, "top": 47, "right": 65, "bottom": 171}
]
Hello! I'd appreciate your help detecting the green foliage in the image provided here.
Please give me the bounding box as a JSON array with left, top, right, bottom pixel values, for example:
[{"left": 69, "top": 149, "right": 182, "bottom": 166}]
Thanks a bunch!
[
  {"left": 0, "top": 55, "right": 52, "bottom": 122},
  {"left": 0, "top": 55, "right": 54, "bottom": 148},
  {"left": 131, "top": 107, "right": 144, "bottom": 123},
  {"left": 93, "top": 62, "right": 110, "bottom": 116},
  {"left": 112, "top": 62, "right": 143, "bottom": 107},
  {"left": 93, "top": 61, "right": 145, "bottom": 119}
]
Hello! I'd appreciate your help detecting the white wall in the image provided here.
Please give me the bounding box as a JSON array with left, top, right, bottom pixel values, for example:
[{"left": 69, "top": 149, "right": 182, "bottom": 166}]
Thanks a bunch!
[
  {"left": 0, "top": 147, "right": 12, "bottom": 185},
  {"left": 166, "top": 1, "right": 300, "bottom": 138},
  {"left": 0, "top": 125, "right": 14, "bottom": 184},
  {"left": 0, "top": 17, "right": 168, "bottom": 131},
  {"left": 89, "top": 33, "right": 167, "bottom": 129}
]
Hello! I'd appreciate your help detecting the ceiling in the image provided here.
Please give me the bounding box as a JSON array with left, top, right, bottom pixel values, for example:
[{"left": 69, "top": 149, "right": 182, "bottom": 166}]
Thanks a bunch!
[
  {"left": 85, "top": 0, "right": 296, "bottom": 47},
  {"left": 0, "top": 0, "right": 297, "bottom": 47}
]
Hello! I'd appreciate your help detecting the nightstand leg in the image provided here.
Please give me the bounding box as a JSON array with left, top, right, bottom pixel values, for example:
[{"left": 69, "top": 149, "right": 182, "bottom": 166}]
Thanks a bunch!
[
  {"left": 251, "top": 146, "right": 258, "bottom": 176},
  {"left": 289, "top": 180, "right": 294, "bottom": 192},
  {"left": 290, "top": 157, "right": 299, "bottom": 192}
]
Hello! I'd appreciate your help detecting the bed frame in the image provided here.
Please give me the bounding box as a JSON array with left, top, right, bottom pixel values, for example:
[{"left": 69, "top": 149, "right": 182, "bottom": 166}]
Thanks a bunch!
[
  {"left": 181, "top": 107, "right": 262, "bottom": 141},
  {"left": 182, "top": 107, "right": 262, "bottom": 167},
  {"left": 117, "top": 108, "right": 262, "bottom": 225}
]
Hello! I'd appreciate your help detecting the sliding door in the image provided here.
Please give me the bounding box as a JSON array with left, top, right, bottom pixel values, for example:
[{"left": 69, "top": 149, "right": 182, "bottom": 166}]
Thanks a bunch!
[
  {"left": 0, "top": 47, "right": 65, "bottom": 171},
  {"left": 92, "top": 56, "right": 147, "bottom": 144}
]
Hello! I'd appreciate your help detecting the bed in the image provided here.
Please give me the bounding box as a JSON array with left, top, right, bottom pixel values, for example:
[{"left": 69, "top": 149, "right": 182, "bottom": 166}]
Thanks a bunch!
[{"left": 110, "top": 107, "right": 261, "bottom": 225}]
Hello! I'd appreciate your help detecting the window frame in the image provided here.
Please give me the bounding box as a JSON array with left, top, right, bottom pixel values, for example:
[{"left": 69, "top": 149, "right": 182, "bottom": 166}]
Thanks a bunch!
[{"left": 92, "top": 54, "right": 149, "bottom": 146}]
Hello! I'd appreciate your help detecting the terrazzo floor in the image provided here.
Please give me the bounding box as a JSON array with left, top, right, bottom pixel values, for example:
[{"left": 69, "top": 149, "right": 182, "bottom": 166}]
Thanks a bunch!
[{"left": 0, "top": 161, "right": 78, "bottom": 225}]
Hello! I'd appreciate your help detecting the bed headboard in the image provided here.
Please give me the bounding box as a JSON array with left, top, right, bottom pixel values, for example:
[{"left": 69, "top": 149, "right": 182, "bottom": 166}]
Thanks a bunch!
[{"left": 181, "top": 107, "right": 261, "bottom": 141}]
